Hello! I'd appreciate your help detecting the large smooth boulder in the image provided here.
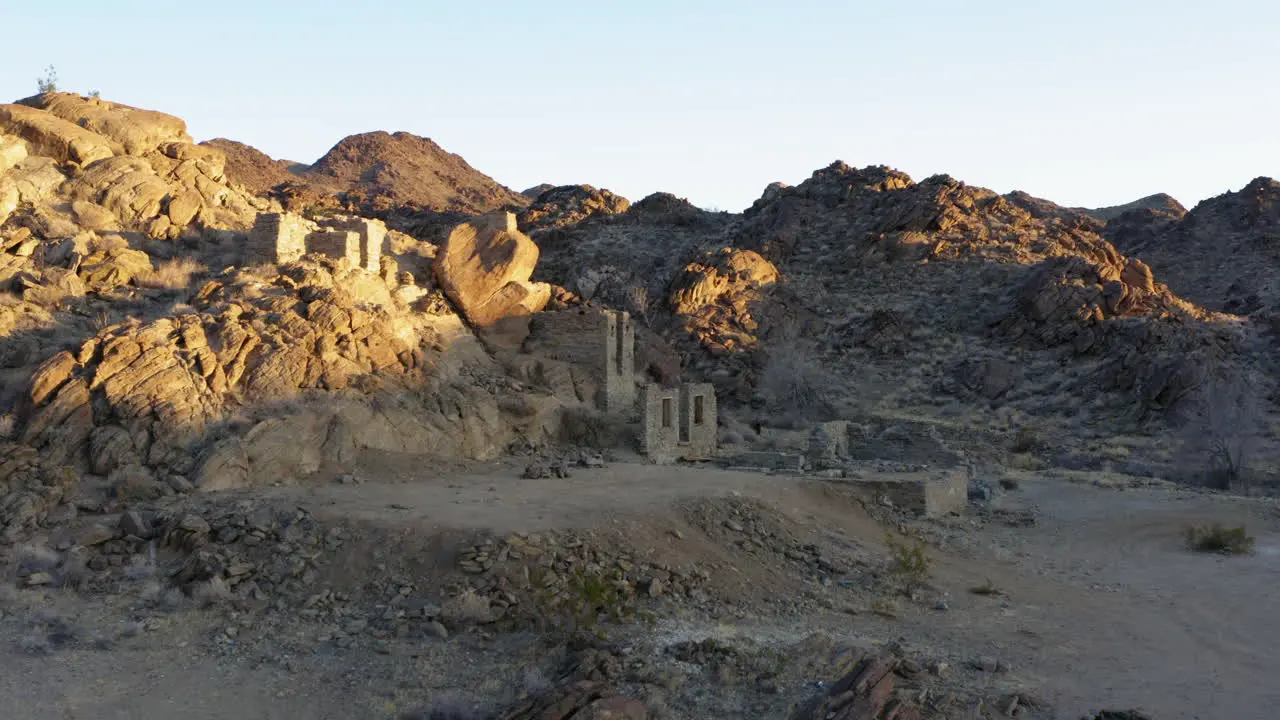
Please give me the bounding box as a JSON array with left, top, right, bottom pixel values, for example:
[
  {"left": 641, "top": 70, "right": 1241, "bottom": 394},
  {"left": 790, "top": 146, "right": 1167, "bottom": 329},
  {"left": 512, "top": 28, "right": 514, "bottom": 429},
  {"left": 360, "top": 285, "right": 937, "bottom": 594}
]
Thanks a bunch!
[
  {"left": 19, "top": 93, "right": 190, "bottom": 156},
  {"left": 434, "top": 212, "right": 550, "bottom": 327},
  {"left": 0, "top": 104, "right": 114, "bottom": 165}
]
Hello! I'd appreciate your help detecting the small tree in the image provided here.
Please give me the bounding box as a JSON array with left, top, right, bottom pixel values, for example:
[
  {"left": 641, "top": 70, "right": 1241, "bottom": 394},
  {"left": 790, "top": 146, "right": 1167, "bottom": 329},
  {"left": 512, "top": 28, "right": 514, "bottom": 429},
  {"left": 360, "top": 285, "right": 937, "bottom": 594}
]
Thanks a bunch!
[
  {"left": 36, "top": 65, "right": 58, "bottom": 94},
  {"left": 624, "top": 284, "right": 653, "bottom": 326},
  {"left": 1182, "top": 366, "right": 1261, "bottom": 491}
]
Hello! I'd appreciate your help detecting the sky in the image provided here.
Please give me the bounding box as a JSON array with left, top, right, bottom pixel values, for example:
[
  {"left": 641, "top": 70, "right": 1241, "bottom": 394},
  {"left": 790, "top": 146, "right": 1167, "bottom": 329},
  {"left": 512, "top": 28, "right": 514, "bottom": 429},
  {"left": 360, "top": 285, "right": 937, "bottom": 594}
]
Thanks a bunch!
[{"left": 1, "top": 1, "right": 1277, "bottom": 213}]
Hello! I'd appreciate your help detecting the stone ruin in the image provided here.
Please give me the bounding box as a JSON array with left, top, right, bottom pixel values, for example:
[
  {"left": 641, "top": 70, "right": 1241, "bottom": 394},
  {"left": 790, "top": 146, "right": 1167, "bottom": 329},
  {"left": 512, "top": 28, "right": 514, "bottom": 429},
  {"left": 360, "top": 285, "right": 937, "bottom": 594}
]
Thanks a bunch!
[
  {"left": 246, "top": 211, "right": 384, "bottom": 272},
  {"left": 640, "top": 382, "right": 718, "bottom": 464},
  {"left": 524, "top": 308, "right": 636, "bottom": 413}
]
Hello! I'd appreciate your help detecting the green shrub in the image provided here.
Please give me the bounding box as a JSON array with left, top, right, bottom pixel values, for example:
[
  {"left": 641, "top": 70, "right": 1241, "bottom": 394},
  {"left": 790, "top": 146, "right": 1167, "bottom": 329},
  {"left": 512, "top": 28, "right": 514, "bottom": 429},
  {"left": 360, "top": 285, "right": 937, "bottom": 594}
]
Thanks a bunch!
[
  {"left": 884, "top": 531, "right": 930, "bottom": 592},
  {"left": 1185, "top": 523, "right": 1255, "bottom": 555}
]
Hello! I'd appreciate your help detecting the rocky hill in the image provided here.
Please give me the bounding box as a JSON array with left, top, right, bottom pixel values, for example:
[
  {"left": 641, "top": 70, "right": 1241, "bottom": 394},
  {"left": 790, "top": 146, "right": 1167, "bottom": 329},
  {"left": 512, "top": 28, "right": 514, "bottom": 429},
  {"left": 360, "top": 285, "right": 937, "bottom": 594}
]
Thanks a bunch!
[
  {"left": 3, "top": 90, "right": 1277, "bottom": 522},
  {"left": 1102, "top": 177, "right": 1280, "bottom": 317},
  {"left": 198, "top": 138, "right": 301, "bottom": 196},
  {"left": 521, "top": 162, "right": 1265, "bottom": 478},
  {"left": 303, "top": 131, "right": 527, "bottom": 215}
]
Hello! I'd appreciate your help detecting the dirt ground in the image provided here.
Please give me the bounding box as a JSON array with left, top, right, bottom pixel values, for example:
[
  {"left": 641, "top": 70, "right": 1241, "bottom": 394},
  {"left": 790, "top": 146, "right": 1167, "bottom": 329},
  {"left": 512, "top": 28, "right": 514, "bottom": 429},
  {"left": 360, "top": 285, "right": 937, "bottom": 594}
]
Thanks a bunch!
[{"left": 2, "top": 459, "right": 1277, "bottom": 719}]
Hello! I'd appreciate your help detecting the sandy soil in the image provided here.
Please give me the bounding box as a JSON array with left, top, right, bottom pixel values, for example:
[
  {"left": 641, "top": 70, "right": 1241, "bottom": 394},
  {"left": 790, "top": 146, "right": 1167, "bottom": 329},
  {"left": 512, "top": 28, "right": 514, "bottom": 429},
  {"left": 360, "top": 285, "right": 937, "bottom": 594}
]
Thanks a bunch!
[{"left": 2, "top": 461, "right": 1277, "bottom": 719}]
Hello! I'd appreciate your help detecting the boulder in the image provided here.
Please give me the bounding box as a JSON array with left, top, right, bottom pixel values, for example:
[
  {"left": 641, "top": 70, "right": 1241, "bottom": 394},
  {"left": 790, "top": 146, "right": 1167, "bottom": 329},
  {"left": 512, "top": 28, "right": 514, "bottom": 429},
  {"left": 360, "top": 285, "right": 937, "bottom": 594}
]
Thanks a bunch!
[
  {"left": 669, "top": 248, "right": 778, "bottom": 316},
  {"left": 0, "top": 104, "right": 114, "bottom": 165},
  {"left": 19, "top": 93, "right": 190, "bottom": 156},
  {"left": 434, "top": 211, "right": 551, "bottom": 327},
  {"left": 0, "top": 134, "right": 28, "bottom": 173},
  {"left": 78, "top": 247, "right": 154, "bottom": 289}
]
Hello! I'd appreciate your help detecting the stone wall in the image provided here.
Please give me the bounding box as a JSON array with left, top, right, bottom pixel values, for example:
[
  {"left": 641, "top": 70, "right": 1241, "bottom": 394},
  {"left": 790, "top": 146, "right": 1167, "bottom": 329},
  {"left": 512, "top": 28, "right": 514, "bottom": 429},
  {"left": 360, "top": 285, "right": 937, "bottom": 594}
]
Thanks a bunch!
[
  {"left": 525, "top": 308, "right": 635, "bottom": 412},
  {"left": 247, "top": 212, "right": 310, "bottom": 265},
  {"left": 324, "top": 215, "right": 386, "bottom": 273},
  {"left": 641, "top": 382, "right": 717, "bottom": 463},
  {"left": 244, "top": 212, "right": 389, "bottom": 271},
  {"left": 308, "top": 230, "right": 360, "bottom": 267},
  {"left": 603, "top": 311, "right": 635, "bottom": 413},
  {"left": 640, "top": 384, "right": 680, "bottom": 462},
  {"left": 682, "top": 382, "right": 717, "bottom": 459}
]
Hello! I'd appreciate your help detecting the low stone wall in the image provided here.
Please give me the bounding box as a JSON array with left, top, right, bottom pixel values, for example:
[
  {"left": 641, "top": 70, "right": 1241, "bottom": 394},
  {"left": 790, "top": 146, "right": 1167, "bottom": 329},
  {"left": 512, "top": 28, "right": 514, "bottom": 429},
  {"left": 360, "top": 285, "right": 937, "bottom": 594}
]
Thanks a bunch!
[
  {"left": 725, "top": 451, "right": 805, "bottom": 472},
  {"left": 845, "top": 471, "right": 967, "bottom": 517}
]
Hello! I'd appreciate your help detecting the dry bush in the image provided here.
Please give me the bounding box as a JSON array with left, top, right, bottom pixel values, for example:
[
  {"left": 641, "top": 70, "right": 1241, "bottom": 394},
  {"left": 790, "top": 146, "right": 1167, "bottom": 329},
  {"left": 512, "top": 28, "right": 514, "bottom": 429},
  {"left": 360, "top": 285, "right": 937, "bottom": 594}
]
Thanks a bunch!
[
  {"left": 1179, "top": 367, "right": 1261, "bottom": 490},
  {"left": 439, "top": 588, "right": 494, "bottom": 627},
  {"left": 624, "top": 284, "right": 653, "bottom": 326},
  {"left": 135, "top": 257, "right": 206, "bottom": 291},
  {"left": 558, "top": 405, "right": 633, "bottom": 449},
  {"left": 757, "top": 337, "right": 836, "bottom": 424},
  {"left": 884, "top": 532, "right": 930, "bottom": 594},
  {"left": 398, "top": 696, "right": 486, "bottom": 720},
  {"left": 189, "top": 576, "right": 234, "bottom": 608}
]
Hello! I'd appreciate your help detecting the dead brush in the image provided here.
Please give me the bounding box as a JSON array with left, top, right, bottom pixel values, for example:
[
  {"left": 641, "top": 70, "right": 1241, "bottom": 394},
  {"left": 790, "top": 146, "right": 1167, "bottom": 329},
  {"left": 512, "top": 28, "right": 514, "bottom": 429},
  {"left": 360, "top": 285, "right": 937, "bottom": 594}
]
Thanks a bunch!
[
  {"left": 134, "top": 257, "right": 207, "bottom": 291},
  {"left": 969, "top": 578, "right": 1005, "bottom": 597},
  {"left": 1185, "top": 523, "right": 1255, "bottom": 555}
]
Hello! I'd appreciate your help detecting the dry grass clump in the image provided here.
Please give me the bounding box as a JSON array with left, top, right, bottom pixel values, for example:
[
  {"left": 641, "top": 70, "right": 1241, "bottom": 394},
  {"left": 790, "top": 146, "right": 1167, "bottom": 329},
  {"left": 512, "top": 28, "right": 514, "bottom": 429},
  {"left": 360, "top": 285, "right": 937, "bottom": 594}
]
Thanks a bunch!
[{"left": 135, "top": 257, "right": 206, "bottom": 290}]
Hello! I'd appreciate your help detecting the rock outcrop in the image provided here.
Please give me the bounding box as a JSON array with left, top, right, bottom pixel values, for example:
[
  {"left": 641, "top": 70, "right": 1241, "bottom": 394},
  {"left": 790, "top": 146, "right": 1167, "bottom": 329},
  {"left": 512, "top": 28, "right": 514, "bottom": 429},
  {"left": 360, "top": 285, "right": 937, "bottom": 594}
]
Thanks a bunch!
[
  {"left": 1103, "top": 177, "right": 1280, "bottom": 315},
  {"left": 4, "top": 253, "right": 562, "bottom": 537},
  {"left": 519, "top": 184, "right": 631, "bottom": 238},
  {"left": 434, "top": 212, "right": 551, "bottom": 327}
]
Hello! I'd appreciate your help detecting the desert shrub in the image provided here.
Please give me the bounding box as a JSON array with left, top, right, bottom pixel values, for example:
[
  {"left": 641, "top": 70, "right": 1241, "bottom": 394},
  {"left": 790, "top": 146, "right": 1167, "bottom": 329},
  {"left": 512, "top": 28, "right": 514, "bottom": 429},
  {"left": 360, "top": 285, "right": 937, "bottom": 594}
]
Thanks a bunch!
[
  {"left": 998, "top": 476, "right": 1020, "bottom": 491},
  {"left": 624, "top": 284, "right": 653, "bottom": 326},
  {"left": 557, "top": 405, "right": 632, "bottom": 449},
  {"left": 1010, "top": 426, "right": 1043, "bottom": 454},
  {"left": 884, "top": 532, "right": 930, "bottom": 593},
  {"left": 758, "top": 337, "right": 835, "bottom": 421},
  {"left": 439, "top": 588, "right": 495, "bottom": 627},
  {"left": 135, "top": 257, "right": 206, "bottom": 291},
  {"left": 398, "top": 696, "right": 485, "bottom": 720},
  {"left": 969, "top": 578, "right": 1004, "bottom": 597},
  {"left": 36, "top": 65, "right": 57, "bottom": 93},
  {"left": 1185, "top": 523, "right": 1255, "bottom": 555},
  {"left": 528, "top": 565, "right": 647, "bottom": 640}
]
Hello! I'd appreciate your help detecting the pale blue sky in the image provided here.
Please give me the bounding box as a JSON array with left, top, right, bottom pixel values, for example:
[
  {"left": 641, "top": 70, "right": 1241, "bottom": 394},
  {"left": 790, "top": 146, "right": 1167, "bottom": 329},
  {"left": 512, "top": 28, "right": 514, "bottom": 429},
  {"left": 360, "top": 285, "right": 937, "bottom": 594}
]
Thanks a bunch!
[{"left": 2, "top": 1, "right": 1277, "bottom": 212}]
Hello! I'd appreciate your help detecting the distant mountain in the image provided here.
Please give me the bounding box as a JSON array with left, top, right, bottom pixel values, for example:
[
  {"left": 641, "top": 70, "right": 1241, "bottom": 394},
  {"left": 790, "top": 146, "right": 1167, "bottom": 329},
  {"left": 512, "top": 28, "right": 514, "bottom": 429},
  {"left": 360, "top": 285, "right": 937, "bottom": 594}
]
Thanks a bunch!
[
  {"left": 303, "top": 131, "right": 527, "bottom": 215},
  {"left": 1079, "top": 193, "right": 1187, "bottom": 222},
  {"left": 522, "top": 184, "right": 556, "bottom": 200}
]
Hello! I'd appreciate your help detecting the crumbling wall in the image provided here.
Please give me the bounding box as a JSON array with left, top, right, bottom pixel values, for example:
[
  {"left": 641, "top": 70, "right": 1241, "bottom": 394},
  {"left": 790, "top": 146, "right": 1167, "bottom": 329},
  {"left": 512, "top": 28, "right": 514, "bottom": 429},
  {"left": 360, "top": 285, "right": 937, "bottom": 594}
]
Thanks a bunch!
[
  {"left": 641, "top": 383, "right": 680, "bottom": 462},
  {"left": 308, "top": 230, "right": 360, "bottom": 267},
  {"left": 525, "top": 308, "right": 635, "bottom": 412},
  {"left": 325, "top": 215, "right": 385, "bottom": 272},
  {"left": 848, "top": 471, "right": 967, "bottom": 517},
  {"left": 604, "top": 311, "right": 635, "bottom": 413},
  {"left": 641, "top": 382, "right": 717, "bottom": 463},
  {"left": 247, "top": 212, "right": 309, "bottom": 265},
  {"left": 682, "top": 382, "right": 717, "bottom": 459}
]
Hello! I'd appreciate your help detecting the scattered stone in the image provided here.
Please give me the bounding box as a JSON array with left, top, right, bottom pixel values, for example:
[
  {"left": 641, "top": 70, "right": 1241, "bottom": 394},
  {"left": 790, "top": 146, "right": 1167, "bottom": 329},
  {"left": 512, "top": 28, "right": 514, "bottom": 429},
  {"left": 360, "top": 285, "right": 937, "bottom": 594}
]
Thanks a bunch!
[{"left": 76, "top": 524, "right": 119, "bottom": 547}]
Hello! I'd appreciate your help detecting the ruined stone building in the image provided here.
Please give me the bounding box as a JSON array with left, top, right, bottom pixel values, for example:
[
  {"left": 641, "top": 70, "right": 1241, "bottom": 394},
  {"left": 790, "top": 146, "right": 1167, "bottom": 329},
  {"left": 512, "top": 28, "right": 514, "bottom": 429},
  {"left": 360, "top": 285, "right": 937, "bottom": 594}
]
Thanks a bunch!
[
  {"left": 523, "top": 308, "right": 635, "bottom": 413},
  {"left": 640, "top": 382, "right": 718, "bottom": 463},
  {"left": 246, "top": 212, "right": 309, "bottom": 265},
  {"left": 246, "top": 212, "right": 386, "bottom": 272}
]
